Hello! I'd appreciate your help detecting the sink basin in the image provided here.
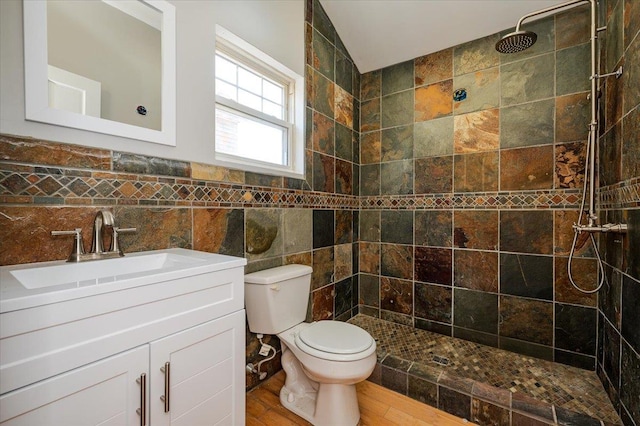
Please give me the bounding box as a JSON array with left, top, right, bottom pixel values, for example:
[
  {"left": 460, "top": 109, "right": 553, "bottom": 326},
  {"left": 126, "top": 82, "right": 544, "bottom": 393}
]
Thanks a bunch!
[
  {"left": 0, "top": 248, "right": 247, "bottom": 312},
  {"left": 11, "top": 252, "right": 202, "bottom": 290}
]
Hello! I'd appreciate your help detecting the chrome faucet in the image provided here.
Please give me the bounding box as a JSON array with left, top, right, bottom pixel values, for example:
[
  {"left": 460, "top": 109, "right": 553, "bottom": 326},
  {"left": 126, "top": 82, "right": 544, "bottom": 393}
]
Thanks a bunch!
[
  {"left": 90, "top": 210, "right": 114, "bottom": 255},
  {"left": 51, "top": 210, "right": 136, "bottom": 262}
]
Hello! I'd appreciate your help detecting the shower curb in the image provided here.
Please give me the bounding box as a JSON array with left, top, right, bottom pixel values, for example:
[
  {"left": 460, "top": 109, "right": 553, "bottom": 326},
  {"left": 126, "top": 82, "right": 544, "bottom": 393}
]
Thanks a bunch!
[{"left": 368, "top": 352, "right": 619, "bottom": 426}]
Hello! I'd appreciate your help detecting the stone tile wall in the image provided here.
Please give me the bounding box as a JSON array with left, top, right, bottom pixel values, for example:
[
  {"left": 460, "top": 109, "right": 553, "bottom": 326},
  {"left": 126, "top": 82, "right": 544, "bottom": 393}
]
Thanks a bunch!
[
  {"left": 596, "top": 0, "right": 640, "bottom": 425},
  {"left": 356, "top": 4, "right": 610, "bottom": 375},
  {"left": 0, "top": 0, "right": 361, "bottom": 391},
  {"left": 1, "top": 1, "right": 638, "bottom": 419}
]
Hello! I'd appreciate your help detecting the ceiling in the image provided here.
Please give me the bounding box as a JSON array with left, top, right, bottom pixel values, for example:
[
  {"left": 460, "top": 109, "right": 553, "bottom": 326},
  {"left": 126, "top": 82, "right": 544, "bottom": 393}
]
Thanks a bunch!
[{"left": 319, "top": 0, "right": 570, "bottom": 73}]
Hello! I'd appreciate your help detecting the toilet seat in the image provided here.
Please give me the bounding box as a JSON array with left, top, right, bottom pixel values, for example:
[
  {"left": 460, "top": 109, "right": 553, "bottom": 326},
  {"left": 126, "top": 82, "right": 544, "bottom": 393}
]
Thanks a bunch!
[{"left": 294, "top": 321, "right": 375, "bottom": 361}]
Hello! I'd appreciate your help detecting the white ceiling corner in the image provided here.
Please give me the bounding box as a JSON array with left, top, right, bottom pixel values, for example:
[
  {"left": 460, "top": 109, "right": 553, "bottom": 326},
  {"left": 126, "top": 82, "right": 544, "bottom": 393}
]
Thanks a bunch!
[{"left": 319, "top": 0, "right": 572, "bottom": 73}]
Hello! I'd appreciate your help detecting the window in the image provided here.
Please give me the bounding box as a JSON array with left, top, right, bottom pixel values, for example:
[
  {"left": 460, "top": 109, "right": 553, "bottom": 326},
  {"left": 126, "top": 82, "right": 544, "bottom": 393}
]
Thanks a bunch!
[{"left": 214, "top": 26, "right": 304, "bottom": 178}]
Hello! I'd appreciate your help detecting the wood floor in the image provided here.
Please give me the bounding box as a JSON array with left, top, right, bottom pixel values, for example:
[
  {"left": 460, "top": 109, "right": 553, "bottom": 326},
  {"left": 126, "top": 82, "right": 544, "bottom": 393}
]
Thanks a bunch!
[{"left": 246, "top": 371, "right": 474, "bottom": 426}]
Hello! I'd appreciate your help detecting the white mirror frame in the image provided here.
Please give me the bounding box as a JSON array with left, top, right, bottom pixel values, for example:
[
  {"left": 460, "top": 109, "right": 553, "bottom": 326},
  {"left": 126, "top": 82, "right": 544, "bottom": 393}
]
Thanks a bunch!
[{"left": 23, "top": 0, "right": 176, "bottom": 146}]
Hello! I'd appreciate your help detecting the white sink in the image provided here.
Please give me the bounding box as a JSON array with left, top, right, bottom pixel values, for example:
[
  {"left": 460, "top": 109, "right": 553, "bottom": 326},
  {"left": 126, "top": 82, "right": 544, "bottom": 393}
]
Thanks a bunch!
[
  {"left": 11, "top": 252, "right": 202, "bottom": 290},
  {"left": 0, "top": 248, "right": 247, "bottom": 312}
]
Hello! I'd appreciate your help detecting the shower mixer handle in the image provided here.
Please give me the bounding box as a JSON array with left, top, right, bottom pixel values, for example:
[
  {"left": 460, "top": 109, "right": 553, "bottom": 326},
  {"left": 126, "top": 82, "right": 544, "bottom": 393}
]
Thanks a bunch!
[
  {"left": 573, "top": 223, "right": 628, "bottom": 233},
  {"left": 590, "top": 66, "right": 623, "bottom": 80}
]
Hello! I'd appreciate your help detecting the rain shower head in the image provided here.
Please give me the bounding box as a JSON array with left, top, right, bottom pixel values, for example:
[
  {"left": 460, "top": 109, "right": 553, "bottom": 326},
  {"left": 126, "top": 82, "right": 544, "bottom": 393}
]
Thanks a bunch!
[{"left": 495, "top": 30, "right": 538, "bottom": 54}]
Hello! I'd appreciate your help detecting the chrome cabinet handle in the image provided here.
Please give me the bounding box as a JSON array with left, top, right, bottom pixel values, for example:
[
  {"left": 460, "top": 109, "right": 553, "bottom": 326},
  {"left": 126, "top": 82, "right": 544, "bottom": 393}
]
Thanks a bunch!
[
  {"left": 160, "top": 362, "right": 170, "bottom": 413},
  {"left": 136, "top": 373, "right": 147, "bottom": 426}
]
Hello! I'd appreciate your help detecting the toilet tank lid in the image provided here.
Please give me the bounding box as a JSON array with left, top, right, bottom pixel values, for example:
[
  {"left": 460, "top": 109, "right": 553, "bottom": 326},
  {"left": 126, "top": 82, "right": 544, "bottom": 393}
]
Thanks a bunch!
[{"left": 244, "top": 264, "right": 313, "bottom": 285}]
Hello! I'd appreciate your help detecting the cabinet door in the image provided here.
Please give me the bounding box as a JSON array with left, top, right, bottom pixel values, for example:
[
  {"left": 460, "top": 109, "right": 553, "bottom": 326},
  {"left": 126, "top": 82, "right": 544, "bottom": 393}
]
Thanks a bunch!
[
  {"left": 149, "top": 310, "right": 245, "bottom": 426},
  {"left": 0, "top": 345, "right": 149, "bottom": 426}
]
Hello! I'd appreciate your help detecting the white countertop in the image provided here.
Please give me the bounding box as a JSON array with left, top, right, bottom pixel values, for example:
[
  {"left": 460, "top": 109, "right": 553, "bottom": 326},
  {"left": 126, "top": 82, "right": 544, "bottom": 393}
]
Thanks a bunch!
[{"left": 0, "top": 248, "right": 246, "bottom": 313}]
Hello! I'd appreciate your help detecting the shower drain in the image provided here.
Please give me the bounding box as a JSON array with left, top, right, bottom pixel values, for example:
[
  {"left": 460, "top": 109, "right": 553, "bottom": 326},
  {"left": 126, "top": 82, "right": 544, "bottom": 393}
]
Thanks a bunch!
[{"left": 432, "top": 355, "right": 450, "bottom": 366}]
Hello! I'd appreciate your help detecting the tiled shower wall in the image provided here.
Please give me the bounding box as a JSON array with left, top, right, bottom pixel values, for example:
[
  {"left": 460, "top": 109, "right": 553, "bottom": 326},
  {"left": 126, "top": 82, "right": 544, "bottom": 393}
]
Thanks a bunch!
[
  {"left": 596, "top": 0, "right": 640, "bottom": 424},
  {"left": 356, "top": 1, "right": 635, "bottom": 376},
  {"left": 0, "top": 0, "right": 361, "bottom": 391}
]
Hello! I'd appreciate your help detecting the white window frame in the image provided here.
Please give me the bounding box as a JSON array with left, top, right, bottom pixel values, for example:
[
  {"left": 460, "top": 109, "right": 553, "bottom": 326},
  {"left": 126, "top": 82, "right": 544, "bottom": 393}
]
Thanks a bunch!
[{"left": 213, "top": 25, "right": 305, "bottom": 179}]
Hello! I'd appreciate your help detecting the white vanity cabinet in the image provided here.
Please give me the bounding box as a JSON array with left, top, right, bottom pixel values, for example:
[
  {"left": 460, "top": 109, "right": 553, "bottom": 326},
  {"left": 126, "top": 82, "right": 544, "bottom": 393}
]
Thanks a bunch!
[{"left": 0, "top": 249, "right": 247, "bottom": 426}]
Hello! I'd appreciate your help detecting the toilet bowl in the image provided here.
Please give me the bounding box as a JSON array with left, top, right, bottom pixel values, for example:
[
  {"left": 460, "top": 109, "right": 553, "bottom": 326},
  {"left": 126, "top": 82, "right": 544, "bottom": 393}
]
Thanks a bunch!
[
  {"left": 244, "top": 265, "right": 377, "bottom": 426},
  {"left": 278, "top": 321, "right": 376, "bottom": 425}
]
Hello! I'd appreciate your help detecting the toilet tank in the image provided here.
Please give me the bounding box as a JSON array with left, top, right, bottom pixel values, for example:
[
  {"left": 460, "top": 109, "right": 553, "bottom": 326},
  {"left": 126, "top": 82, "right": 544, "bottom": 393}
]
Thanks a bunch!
[{"left": 244, "top": 264, "right": 312, "bottom": 335}]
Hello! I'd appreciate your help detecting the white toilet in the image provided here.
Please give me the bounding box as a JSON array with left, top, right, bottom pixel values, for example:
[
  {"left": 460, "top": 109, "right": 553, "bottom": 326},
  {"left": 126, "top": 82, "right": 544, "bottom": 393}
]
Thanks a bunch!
[{"left": 245, "top": 264, "right": 377, "bottom": 426}]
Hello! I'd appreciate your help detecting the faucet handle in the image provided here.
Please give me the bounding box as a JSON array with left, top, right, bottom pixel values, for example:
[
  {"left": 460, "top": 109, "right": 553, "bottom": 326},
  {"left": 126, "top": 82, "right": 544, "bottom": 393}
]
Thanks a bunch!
[
  {"left": 110, "top": 227, "right": 137, "bottom": 255},
  {"left": 114, "top": 227, "right": 137, "bottom": 233},
  {"left": 51, "top": 228, "right": 82, "bottom": 236},
  {"left": 51, "top": 228, "right": 86, "bottom": 262}
]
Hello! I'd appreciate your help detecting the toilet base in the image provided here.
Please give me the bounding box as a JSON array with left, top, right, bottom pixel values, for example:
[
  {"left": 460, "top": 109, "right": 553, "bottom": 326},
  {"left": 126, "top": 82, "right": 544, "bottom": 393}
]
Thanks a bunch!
[
  {"left": 280, "top": 347, "right": 361, "bottom": 426},
  {"left": 280, "top": 383, "right": 360, "bottom": 426}
]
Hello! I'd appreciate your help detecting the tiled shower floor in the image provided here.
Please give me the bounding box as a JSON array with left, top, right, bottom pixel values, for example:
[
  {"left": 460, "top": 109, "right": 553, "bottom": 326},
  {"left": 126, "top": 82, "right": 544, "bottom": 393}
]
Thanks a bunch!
[{"left": 348, "top": 314, "right": 621, "bottom": 425}]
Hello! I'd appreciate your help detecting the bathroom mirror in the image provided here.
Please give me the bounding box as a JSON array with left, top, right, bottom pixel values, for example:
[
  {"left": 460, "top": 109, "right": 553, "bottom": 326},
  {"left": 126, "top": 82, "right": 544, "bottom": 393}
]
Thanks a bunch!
[{"left": 23, "top": 0, "right": 176, "bottom": 146}]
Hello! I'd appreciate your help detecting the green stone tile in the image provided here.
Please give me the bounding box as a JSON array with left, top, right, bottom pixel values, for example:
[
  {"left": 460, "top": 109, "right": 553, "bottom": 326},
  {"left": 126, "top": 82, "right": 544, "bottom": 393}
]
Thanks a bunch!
[
  {"left": 500, "top": 99, "right": 555, "bottom": 148},
  {"left": 360, "top": 210, "right": 381, "bottom": 242},
  {"left": 245, "top": 209, "right": 283, "bottom": 260},
  {"left": 382, "top": 60, "right": 414, "bottom": 95},
  {"left": 335, "top": 123, "right": 353, "bottom": 162},
  {"left": 283, "top": 209, "right": 312, "bottom": 255},
  {"left": 381, "top": 91, "right": 414, "bottom": 128},
  {"left": 381, "top": 211, "right": 414, "bottom": 244},
  {"left": 453, "top": 33, "right": 500, "bottom": 76},
  {"left": 312, "top": 0, "right": 335, "bottom": 43},
  {"left": 34, "top": 196, "right": 64, "bottom": 205},
  {"left": 556, "top": 43, "right": 590, "bottom": 96},
  {"left": 381, "top": 160, "right": 413, "bottom": 195},
  {"left": 414, "top": 116, "right": 454, "bottom": 158},
  {"left": 381, "top": 125, "right": 413, "bottom": 161},
  {"left": 312, "top": 72, "right": 334, "bottom": 119},
  {"left": 501, "top": 53, "right": 555, "bottom": 106},
  {"left": 415, "top": 210, "right": 452, "bottom": 247},
  {"left": 336, "top": 49, "right": 353, "bottom": 95},
  {"left": 245, "top": 172, "right": 283, "bottom": 188},
  {"left": 312, "top": 29, "right": 334, "bottom": 80},
  {"left": 352, "top": 164, "right": 360, "bottom": 196},
  {"left": 113, "top": 152, "right": 190, "bottom": 177},
  {"left": 361, "top": 164, "right": 380, "bottom": 196}
]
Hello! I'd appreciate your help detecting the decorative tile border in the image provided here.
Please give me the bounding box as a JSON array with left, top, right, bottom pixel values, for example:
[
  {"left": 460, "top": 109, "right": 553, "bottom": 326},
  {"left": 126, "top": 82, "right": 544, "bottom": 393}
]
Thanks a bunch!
[
  {"left": 2, "top": 136, "right": 637, "bottom": 211},
  {"left": 361, "top": 191, "right": 583, "bottom": 210},
  {"left": 0, "top": 164, "right": 587, "bottom": 210},
  {"left": 0, "top": 166, "right": 358, "bottom": 209},
  {"left": 599, "top": 177, "right": 640, "bottom": 209}
]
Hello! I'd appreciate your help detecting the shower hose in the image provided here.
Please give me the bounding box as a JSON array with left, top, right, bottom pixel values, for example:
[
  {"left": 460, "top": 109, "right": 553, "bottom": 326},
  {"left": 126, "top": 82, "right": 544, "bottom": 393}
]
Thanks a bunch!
[{"left": 567, "top": 128, "right": 606, "bottom": 294}]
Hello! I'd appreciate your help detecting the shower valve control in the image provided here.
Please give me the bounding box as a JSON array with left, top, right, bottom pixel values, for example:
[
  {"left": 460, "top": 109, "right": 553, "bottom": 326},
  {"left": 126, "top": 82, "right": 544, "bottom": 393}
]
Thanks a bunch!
[{"left": 573, "top": 223, "right": 628, "bottom": 233}]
